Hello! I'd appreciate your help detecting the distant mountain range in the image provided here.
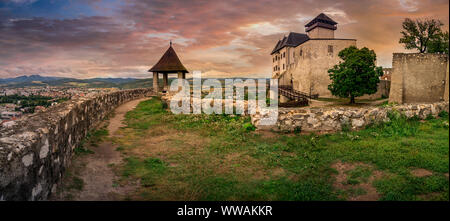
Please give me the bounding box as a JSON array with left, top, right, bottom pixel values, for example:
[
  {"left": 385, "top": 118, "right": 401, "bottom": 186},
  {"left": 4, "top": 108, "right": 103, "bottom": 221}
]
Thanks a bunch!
[
  {"left": 0, "top": 75, "right": 64, "bottom": 83},
  {"left": 0, "top": 75, "right": 270, "bottom": 89},
  {"left": 0, "top": 75, "right": 147, "bottom": 89}
]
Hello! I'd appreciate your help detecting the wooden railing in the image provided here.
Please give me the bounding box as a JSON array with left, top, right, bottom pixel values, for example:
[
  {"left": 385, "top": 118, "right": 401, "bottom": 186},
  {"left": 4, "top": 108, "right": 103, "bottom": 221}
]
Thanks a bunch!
[{"left": 278, "top": 85, "right": 319, "bottom": 100}]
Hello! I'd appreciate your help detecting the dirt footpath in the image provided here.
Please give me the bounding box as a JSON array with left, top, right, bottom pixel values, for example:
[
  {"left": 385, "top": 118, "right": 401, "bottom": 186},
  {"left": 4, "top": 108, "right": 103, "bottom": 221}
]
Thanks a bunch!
[
  {"left": 108, "top": 98, "right": 149, "bottom": 135},
  {"left": 52, "top": 97, "right": 149, "bottom": 201}
]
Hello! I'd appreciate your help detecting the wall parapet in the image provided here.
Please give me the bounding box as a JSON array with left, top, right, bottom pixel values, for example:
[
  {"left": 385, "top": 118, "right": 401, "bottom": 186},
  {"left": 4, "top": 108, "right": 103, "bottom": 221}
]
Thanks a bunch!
[
  {"left": 0, "top": 88, "right": 152, "bottom": 201},
  {"left": 251, "top": 102, "right": 449, "bottom": 132},
  {"left": 389, "top": 53, "right": 448, "bottom": 104}
]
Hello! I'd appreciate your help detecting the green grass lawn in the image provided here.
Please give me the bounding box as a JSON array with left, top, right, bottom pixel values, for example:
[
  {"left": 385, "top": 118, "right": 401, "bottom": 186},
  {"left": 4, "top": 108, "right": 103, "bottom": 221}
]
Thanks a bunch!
[{"left": 112, "top": 97, "right": 449, "bottom": 201}]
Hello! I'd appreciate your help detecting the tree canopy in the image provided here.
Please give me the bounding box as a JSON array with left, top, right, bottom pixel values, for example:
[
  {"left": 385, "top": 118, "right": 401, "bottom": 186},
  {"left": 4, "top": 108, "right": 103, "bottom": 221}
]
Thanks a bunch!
[
  {"left": 427, "top": 31, "right": 449, "bottom": 54},
  {"left": 328, "top": 46, "right": 383, "bottom": 104},
  {"left": 399, "top": 18, "right": 448, "bottom": 53}
]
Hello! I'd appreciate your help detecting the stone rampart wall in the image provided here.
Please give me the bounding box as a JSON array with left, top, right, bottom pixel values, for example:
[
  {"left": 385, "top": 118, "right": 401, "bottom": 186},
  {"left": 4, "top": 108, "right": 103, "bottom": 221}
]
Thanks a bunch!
[{"left": 0, "top": 88, "right": 152, "bottom": 200}]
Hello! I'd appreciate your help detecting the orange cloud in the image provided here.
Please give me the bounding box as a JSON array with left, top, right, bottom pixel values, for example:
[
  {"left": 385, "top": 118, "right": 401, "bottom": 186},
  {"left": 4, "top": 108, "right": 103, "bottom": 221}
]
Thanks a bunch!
[{"left": 0, "top": 0, "right": 448, "bottom": 79}]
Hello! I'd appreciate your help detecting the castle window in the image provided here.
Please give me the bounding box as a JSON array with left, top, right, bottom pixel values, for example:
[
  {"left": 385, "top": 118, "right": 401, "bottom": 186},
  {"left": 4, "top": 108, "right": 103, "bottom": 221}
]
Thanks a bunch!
[
  {"left": 328, "top": 45, "right": 333, "bottom": 54},
  {"left": 283, "top": 52, "right": 285, "bottom": 58},
  {"left": 283, "top": 64, "right": 285, "bottom": 70},
  {"left": 300, "top": 49, "right": 303, "bottom": 56}
]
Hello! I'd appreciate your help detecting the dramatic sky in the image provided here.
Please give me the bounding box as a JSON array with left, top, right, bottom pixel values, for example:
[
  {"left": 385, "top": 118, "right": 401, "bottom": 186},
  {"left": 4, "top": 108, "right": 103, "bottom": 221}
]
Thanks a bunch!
[{"left": 0, "top": 0, "right": 448, "bottom": 79}]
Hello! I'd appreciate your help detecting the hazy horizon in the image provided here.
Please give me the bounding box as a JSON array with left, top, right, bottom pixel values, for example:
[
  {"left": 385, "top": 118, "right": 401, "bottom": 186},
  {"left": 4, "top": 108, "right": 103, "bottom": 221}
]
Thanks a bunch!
[{"left": 0, "top": 74, "right": 273, "bottom": 80}]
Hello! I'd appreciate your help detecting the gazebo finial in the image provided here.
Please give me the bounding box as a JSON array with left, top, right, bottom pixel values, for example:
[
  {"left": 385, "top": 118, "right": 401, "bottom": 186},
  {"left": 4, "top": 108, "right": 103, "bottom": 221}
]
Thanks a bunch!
[{"left": 170, "top": 40, "right": 172, "bottom": 47}]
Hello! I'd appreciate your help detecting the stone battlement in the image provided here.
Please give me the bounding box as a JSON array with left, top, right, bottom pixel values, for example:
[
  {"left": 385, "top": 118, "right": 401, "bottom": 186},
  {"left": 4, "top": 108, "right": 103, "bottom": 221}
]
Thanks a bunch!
[
  {"left": 252, "top": 102, "right": 449, "bottom": 132},
  {"left": 0, "top": 88, "right": 152, "bottom": 201}
]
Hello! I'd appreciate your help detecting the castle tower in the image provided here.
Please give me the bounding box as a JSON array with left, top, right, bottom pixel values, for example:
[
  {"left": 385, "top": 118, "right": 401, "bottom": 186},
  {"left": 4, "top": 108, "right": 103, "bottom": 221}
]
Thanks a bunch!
[{"left": 305, "top": 13, "right": 337, "bottom": 39}]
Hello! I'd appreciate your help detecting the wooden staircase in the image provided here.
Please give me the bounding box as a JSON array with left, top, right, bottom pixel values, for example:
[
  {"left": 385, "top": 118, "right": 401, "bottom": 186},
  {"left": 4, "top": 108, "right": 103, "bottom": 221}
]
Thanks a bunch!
[{"left": 278, "top": 85, "right": 319, "bottom": 107}]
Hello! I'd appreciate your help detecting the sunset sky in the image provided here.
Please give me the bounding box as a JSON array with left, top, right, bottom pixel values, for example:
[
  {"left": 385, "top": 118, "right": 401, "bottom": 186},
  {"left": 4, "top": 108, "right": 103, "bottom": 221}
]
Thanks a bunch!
[{"left": 0, "top": 0, "right": 448, "bottom": 79}]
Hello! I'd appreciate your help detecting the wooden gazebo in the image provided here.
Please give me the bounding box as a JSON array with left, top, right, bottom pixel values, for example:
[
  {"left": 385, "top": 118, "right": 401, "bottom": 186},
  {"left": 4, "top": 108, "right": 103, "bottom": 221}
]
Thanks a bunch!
[{"left": 149, "top": 42, "right": 189, "bottom": 92}]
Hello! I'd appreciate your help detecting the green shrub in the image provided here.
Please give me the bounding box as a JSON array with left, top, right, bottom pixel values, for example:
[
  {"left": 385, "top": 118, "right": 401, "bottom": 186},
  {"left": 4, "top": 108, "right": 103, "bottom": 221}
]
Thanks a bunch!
[
  {"left": 378, "top": 110, "right": 419, "bottom": 137},
  {"left": 341, "top": 122, "right": 351, "bottom": 132},
  {"left": 438, "top": 110, "right": 449, "bottom": 118},
  {"left": 377, "top": 100, "right": 388, "bottom": 107},
  {"left": 243, "top": 122, "right": 256, "bottom": 132},
  {"left": 409, "top": 115, "right": 421, "bottom": 121}
]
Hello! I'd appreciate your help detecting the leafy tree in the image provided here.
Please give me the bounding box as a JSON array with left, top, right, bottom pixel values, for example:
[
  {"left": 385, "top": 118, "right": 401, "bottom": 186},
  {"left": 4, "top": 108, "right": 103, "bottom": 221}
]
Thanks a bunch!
[
  {"left": 399, "top": 18, "right": 445, "bottom": 53},
  {"left": 427, "top": 31, "right": 449, "bottom": 54},
  {"left": 328, "top": 46, "right": 383, "bottom": 104}
]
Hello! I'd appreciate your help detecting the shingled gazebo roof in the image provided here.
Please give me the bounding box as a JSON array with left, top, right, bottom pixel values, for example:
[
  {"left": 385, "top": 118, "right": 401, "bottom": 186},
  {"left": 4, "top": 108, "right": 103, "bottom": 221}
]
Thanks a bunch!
[{"left": 149, "top": 43, "right": 188, "bottom": 73}]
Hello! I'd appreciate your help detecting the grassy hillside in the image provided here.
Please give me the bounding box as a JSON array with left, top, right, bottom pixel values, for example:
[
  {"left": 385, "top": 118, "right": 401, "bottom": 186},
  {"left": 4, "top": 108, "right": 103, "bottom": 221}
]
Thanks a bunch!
[{"left": 99, "top": 97, "right": 449, "bottom": 201}]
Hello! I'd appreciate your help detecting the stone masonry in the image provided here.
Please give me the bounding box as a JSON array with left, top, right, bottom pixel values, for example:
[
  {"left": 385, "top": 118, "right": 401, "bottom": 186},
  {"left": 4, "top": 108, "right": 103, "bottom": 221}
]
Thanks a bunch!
[
  {"left": 389, "top": 53, "right": 448, "bottom": 104},
  {"left": 251, "top": 102, "right": 449, "bottom": 132},
  {"left": 0, "top": 88, "right": 152, "bottom": 201}
]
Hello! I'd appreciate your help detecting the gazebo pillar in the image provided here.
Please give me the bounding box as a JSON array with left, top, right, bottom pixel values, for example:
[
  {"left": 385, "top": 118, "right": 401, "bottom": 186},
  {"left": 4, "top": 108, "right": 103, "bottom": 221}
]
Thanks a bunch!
[
  {"left": 163, "top": 73, "right": 169, "bottom": 91},
  {"left": 153, "top": 72, "right": 159, "bottom": 92},
  {"left": 177, "top": 72, "right": 183, "bottom": 90}
]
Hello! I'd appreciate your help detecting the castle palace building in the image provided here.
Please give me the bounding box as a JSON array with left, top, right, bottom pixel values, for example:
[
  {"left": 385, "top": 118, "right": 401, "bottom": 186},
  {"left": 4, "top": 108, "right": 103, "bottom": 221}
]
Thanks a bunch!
[{"left": 271, "top": 13, "right": 356, "bottom": 98}]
